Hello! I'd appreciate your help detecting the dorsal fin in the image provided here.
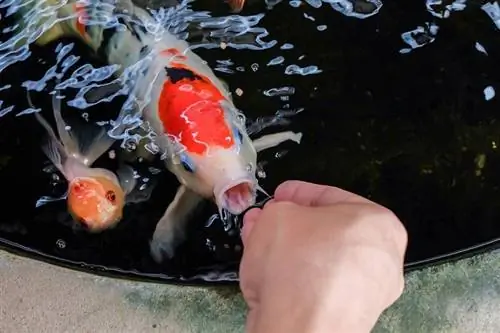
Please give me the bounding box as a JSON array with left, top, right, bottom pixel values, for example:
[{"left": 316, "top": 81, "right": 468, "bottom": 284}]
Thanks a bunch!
[{"left": 50, "top": 81, "right": 116, "bottom": 166}]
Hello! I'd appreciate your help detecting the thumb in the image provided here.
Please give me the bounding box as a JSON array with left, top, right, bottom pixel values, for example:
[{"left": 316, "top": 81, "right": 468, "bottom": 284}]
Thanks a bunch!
[
  {"left": 275, "top": 180, "right": 373, "bottom": 206},
  {"left": 241, "top": 207, "right": 262, "bottom": 246}
]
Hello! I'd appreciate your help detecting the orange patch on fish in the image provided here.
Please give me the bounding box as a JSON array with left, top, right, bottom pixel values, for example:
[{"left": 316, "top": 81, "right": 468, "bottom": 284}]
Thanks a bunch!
[
  {"left": 160, "top": 48, "right": 187, "bottom": 61},
  {"left": 158, "top": 65, "right": 234, "bottom": 155},
  {"left": 74, "top": 2, "right": 88, "bottom": 38}
]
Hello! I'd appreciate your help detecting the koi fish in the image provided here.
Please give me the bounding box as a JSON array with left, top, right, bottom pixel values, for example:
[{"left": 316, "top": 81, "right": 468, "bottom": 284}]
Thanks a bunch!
[
  {"left": 17, "top": 0, "right": 303, "bottom": 261},
  {"left": 28, "top": 89, "right": 139, "bottom": 231}
]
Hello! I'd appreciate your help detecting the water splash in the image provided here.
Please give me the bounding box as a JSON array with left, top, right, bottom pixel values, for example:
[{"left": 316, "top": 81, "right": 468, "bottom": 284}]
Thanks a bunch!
[
  {"left": 267, "top": 56, "right": 284, "bottom": 66},
  {"left": 149, "top": 2, "right": 277, "bottom": 51},
  {"left": 426, "top": 0, "right": 467, "bottom": 19},
  {"left": 484, "top": 86, "right": 495, "bottom": 101},
  {"left": 285, "top": 64, "right": 322, "bottom": 75},
  {"left": 0, "top": 0, "right": 279, "bottom": 115},
  {"left": 475, "top": 41, "right": 488, "bottom": 55},
  {"left": 290, "top": 0, "right": 383, "bottom": 19},
  {"left": 304, "top": 13, "right": 315, "bottom": 21},
  {"left": 263, "top": 86, "right": 295, "bottom": 96},
  {"left": 399, "top": 22, "right": 439, "bottom": 54},
  {"left": 36, "top": 191, "right": 68, "bottom": 208},
  {"left": 246, "top": 86, "right": 303, "bottom": 135},
  {"left": 481, "top": 2, "right": 500, "bottom": 30},
  {"left": 213, "top": 58, "right": 235, "bottom": 73}
]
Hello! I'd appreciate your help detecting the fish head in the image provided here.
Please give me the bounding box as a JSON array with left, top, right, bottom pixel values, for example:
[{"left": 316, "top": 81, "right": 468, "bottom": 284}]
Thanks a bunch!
[
  {"left": 167, "top": 107, "right": 259, "bottom": 216},
  {"left": 67, "top": 173, "right": 126, "bottom": 231}
]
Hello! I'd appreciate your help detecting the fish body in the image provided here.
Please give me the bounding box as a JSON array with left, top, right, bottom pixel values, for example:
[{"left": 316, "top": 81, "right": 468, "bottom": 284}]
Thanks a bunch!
[
  {"left": 17, "top": 0, "right": 302, "bottom": 261},
  {"left": 30, "top": 90, "right": 137, "bottom": 231}
]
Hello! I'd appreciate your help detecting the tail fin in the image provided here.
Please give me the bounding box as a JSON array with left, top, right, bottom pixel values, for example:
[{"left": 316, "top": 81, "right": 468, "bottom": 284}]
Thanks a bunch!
[
  {"left": 27, "top": 91, "right": 69, "bottom": 176},
  {"left": 49, "top": 80, "right": 116, "bottom": 166}
]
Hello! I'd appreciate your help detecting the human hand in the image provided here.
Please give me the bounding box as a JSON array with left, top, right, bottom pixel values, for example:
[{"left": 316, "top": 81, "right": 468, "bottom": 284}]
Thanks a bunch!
[{"left": 239, "top": 180, "right": 408, "bottom": 333}]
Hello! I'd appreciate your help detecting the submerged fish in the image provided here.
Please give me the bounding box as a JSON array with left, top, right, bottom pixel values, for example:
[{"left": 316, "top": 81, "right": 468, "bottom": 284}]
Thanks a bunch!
[
  {"left": 17, "top": 0, "right": 302, "bottom": 261},
  {"left": 28, "top": 90, "right": 138, "bottom": 231},
  {"left": 226, "top": 0, "right": 247, "bottom": 12}
]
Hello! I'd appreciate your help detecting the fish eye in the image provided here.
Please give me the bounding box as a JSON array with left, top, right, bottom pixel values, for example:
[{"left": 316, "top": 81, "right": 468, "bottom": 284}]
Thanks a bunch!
[
  {"left": 105, "top": 190, "right": 116, "bottom": 203},
  {"left": 181, "top": 160, "right": 193, "bottom": 172},
  {"left": 233, "top": 127, "right": 242, "bottom": 144},
  {"left": 180, "top": 153, "right": 195, "bottom": 173}
]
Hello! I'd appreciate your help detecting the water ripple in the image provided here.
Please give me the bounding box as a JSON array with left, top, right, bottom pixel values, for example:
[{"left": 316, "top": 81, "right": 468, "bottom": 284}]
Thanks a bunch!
[
  {"left": 285, "top": 64, "right": 322, "bottom": 75},
  {"left": 399, "top": 22, "right": 439, "bottom": 54},
  {"left": 482, "top": 1, "right": 500, "bottom": 30},
  {"left": 289, "top": 0, "right": 383, "bottom": 19}
]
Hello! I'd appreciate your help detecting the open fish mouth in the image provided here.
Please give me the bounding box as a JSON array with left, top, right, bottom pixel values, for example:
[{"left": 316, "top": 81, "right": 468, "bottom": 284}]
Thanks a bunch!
[{"left": 214, "top": 178, "right": 256, "bottom": 215}]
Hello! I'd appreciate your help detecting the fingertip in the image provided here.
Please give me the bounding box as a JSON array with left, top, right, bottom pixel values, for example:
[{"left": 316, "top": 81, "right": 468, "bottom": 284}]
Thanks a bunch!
[
  {"left": 243, "top": 207, "right": 261, "bottom": 224},
  {"left": 274, "top": 180, "right": 302, "bottom": 200}
]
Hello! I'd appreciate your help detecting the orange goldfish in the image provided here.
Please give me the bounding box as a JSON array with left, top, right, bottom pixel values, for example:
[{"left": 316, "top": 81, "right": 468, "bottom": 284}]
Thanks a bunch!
[{"left": 31, "top": 91, "right": 137, "bottom": 231}]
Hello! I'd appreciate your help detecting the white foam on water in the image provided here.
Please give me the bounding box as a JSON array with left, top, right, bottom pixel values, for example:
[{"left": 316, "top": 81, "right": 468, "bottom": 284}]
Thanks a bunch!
[
  {"left": 475, "top": 41, "right": 488, "bottom": 55},
  {"left": 285, "top": 64, "right": 322, "bottom": 75},
  {"left": 399, "top": 22, "right": 439, "bottom": 54},
  {"left": 484, "top": 86, "right": 495, "bottom": 101},
  {"left": 482, "top": 1, "right": 500, "bottom": 30},
  {"left": 426, "top": 0, "right": 467, "bottom": 19}
]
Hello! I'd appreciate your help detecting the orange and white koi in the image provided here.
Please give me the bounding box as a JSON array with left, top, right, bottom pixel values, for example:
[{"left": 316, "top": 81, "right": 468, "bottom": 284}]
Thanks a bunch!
[
  {"left": 18, "top": 0, "right": 302, "bottom": 261},
  {"left": 28, "top": 90, "right": 137, "bottom": 231}
]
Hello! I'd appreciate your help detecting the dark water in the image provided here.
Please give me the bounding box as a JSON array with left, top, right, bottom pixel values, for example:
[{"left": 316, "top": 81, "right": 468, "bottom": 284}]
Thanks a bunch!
[{"left": 1, "top": 0, "right": 500, "bottom": 284}]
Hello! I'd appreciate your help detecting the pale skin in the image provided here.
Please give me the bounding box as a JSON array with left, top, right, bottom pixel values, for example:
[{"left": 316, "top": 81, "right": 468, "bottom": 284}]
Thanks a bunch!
[{"left": 239, "top": 180, "right": 408, "bottom": 333}]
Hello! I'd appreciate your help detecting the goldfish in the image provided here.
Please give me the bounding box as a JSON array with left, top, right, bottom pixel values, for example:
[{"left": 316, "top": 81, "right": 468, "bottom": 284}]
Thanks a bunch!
[
  {"left": 17, "top": 0, "right": 303, "bottom": 261},
  {"left": 29, "top": 89, "right": 138, "bottom": 231}
]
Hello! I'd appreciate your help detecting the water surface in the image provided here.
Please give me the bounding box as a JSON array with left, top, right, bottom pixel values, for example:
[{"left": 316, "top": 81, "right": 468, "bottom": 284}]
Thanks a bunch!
[{"left": 1, "top": 0, "right": 500, "bottom": 283}]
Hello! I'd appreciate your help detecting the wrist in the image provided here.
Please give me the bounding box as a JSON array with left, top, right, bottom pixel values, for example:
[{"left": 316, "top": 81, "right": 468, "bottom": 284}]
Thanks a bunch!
[
  {"left": 248, "top": 294, "right": 381, "bottom": 333},
  {"left": 247, "top": 261, "right": 392, "bottom": 333}
]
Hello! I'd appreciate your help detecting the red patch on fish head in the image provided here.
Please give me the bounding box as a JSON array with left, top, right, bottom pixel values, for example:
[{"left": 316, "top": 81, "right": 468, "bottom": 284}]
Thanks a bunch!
[
  {"left": 158, "top": 64, "right": 235, "bottom": 155},
  {"left": 160, "top": 48, "right": 187, "bottom": 61},
  {"left": 73, "top": 3, "right": 89, "bottom": 38}
]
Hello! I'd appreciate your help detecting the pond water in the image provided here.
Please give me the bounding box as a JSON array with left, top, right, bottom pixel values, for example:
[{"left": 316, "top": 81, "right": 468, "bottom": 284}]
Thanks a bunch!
[{"left": 1, "top": 0, "right": 500, "bottom": 284}]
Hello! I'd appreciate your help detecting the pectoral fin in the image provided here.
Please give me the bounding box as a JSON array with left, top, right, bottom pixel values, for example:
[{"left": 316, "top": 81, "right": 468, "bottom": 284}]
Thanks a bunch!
[
  {"left": 116, "top": 164, "right": 137, "bottom": 195},
  {"left": 29, "top": 91, "right": 68, "bottom": 176},
  {"left": 149, "top": 185, "right": 204, "bottom": 263},
  {"left": 252, "top": 131, "right": 303, "bottom": 153}
]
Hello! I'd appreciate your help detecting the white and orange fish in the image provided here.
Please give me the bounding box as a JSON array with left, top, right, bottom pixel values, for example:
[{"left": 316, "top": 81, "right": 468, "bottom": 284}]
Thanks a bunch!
[
  {"left": 28, "top": 89, "right": 138, "bottom": 231},
  {"left": 18, "top": 0, "right": 302, "bottom": 261}
]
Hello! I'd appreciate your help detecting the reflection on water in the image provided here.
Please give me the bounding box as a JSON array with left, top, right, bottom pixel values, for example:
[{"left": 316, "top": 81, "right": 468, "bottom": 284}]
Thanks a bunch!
[{"left": 0, "top": 0, "right": 500, "bottom": 283}]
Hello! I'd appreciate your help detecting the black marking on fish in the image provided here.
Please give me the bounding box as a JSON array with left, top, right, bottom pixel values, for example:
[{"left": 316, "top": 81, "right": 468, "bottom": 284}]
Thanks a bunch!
[
  {"left": 139, "top": 45, "right": 150, "bottom": 58},
  {"left": 164, "top": 67, "right": 205, "bottom": 84},
  {"left": 118, "top": 16, "right": 141, "bottom": 40},
  {"left": 97, "top": 26, "right": 117, "bottom": 60}
]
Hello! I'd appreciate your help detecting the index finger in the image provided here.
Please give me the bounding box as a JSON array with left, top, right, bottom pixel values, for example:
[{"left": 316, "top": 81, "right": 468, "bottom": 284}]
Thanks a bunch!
[{"left": 274, "top": 180, "right": 374, "bottom": 207}]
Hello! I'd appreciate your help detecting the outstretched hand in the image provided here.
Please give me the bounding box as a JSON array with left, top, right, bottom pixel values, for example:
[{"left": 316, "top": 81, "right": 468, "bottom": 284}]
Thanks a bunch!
[{"left": 239, "top": 180, "right": 408, "bottom": 333}]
